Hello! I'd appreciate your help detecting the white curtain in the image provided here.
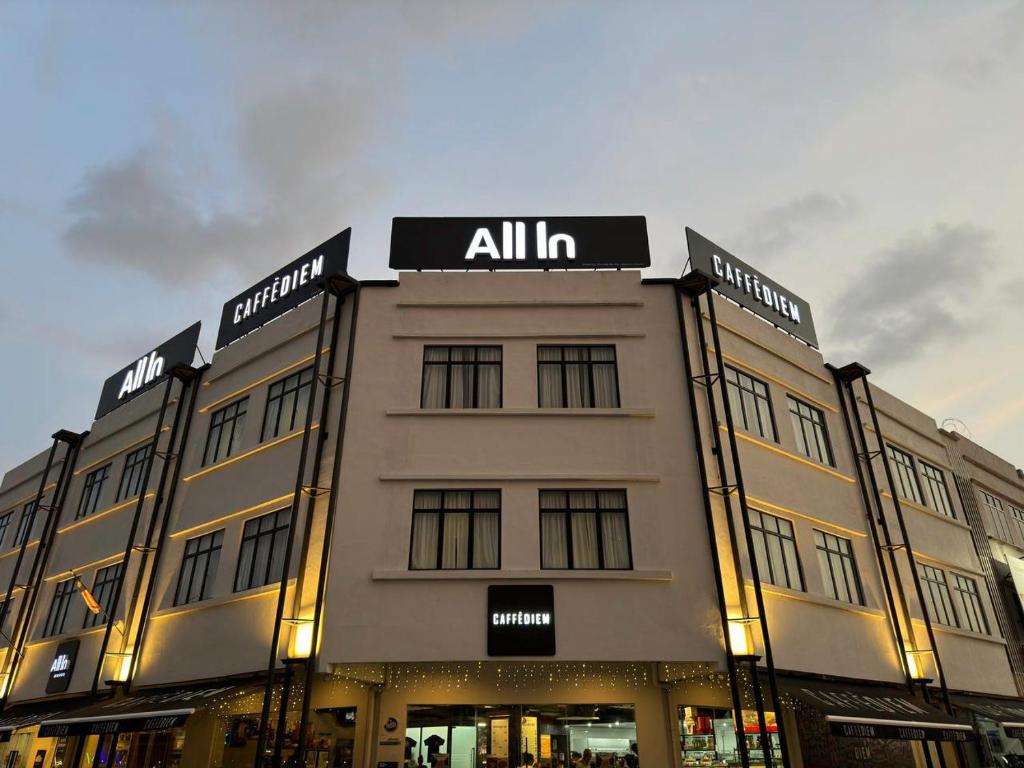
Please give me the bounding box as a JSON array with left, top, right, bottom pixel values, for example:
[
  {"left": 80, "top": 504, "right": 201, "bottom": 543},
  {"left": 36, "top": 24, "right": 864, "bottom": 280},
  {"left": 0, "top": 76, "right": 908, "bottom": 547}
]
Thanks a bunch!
[
  {"left": 411, "top": 512, "right": 440, "bottom": 569},
  {"left": 450, "top": 348, "right": 475, "bottom": 408},
  {"left": 541, "top": 512, "right": 568, "bottom": 568},
  {"left": 442, "top": 513, "right": 470, "bottom": 568},
  {"left": 476, "top": 347, "right": 502, "bottom": 407},
  {"left": 600, "top": 512, "right": 630, "bottom": 568},
  {"left": 473, "top": 512, "right": 500, "bottom": 568},
  {"left": 591, "top": 346, "right": 618, "bottom": 407},
  {"left": 571, "top": 512, "right": 599, "bottom": 568},
  {"left": 422, "top": 348, "right": 449, "bottom": 408}
]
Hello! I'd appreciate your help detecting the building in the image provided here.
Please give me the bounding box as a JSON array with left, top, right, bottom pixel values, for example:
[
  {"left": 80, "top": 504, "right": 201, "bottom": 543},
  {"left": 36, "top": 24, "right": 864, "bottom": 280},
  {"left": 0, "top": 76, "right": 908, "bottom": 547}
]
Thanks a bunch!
[{"left": 0, "top": 217, "right": 1021, "bottom": 768}]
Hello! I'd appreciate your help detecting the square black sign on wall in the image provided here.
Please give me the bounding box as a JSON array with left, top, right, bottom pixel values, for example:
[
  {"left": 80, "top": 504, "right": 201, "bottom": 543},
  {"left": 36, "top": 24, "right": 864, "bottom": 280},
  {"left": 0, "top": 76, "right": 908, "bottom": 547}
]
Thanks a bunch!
[
  {"left": 487, "top": 585, "right": 555, "bottom": 656},
  {"left": 46, "top": 638, "right": 79, "bottom": 694}
]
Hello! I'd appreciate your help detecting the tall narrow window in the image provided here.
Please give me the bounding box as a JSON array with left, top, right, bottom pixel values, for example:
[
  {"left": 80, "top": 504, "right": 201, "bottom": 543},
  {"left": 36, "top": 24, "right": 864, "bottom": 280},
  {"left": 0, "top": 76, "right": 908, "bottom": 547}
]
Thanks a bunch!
[
  {"left": 724, "top": 366, "right": 776, "bottom": 442},
  {"left": 538, "top": 346, "right": 620, "bottom": 408},
  {"left": 77, "top": 464, "right": 111, "bottom": 519},
  {"left": 886, "top": 445, "right": 923, "bottom": 505},
  {"left": 409, "top": 490, "right": 500, "bottom": 569},
  {"left": 12, "top": 501, "right": 36, "bottom": 548},
  {"left": 980, "top": 491, "right": 1012, "bottom": 543},
  {"left": 175, "top": 530, "right": 224, "bottom": 605},
  {"left": 420, "top": 346, "right": 502, "bottom": 408},
  {"left": 83, "top": 563, "right": 123, "bottom": 629},
  {"left": 919, "top": 564, "right": 957, "bottom": 627},
  {"left": 1010, "top": 505, "right": 1024, "bottom": 541},
  {"left": 787, "top": 397, "right": 833, "bottom": 466},
  {"left": 234, "top": 508, "right": 292, "bottom": 592},
  {"left": 117, "top": 444, "right": 153, "bottom": 502},
  {"left": 540, "top": 490, "right": 632, "bottom": 570},
  {"left": 920, "top": 462, "right": 954, "bottom": 518},
  {"left": 749, "top": 510, "right": 803, "bottom": 590},
  {"left": 203, "top": 398, "right": 248, "bottom": 466},
  {"left": 43, "top": 579, "right": 76, "bottom": 637},
  {"left": 951, "top": 573, "right": 989, "bottom": 634},
  {"left": 814, "top": 531, "right": 863, "bottom": 604},
  {"left": 0, "top": 511, "right": 12, "bottom": 549},
  {"left": 261, "top": 367, "right": 314, "bottom": 441}
]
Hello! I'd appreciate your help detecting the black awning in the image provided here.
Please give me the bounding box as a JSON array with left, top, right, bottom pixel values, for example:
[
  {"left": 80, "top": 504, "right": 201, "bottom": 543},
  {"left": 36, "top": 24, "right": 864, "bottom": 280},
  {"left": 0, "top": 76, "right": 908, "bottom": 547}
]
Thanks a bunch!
[
  {"left": 37, "top": 683, "right": 253, "bottom": 737},
  {"left": 0, "top": 698, "right": 92, "bottom": 740},
  {"left": 952, "top": 694, "right": 1024, "bottom": 736},
  {"left": 782, "top": 677, "right": 973, "bottom": 742}
]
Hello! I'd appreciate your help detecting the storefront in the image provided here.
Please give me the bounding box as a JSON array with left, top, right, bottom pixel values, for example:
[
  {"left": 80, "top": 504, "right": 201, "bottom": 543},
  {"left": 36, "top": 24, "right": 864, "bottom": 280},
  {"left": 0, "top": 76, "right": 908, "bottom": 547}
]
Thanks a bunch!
[
  {"left": 0, "top": 700, "right": 93, "bottom": 768},
  {"left": 950, "top": 694, "right": 1024, "bottom": 767}
]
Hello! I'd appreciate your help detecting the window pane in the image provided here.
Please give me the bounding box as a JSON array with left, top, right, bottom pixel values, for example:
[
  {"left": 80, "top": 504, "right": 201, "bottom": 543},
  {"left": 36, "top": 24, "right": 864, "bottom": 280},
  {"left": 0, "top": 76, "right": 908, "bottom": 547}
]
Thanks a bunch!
[
  {"left": 600, "top": 512, "right": 630, "bottom": 568},
  {"left": 441, "top": 512, "right": 470, "bottom": 568},
  {"left": 571, "top": 512, "right": 600, "bottom": 568},
  {"left": 411, "top": 513, "right": 440, "bottom": 569},
  {"left": 541, "top": 513, "right": 568, "bottom": 568},
  {"left": 473, "top": 511, "right": 500, "bottom": 568}
]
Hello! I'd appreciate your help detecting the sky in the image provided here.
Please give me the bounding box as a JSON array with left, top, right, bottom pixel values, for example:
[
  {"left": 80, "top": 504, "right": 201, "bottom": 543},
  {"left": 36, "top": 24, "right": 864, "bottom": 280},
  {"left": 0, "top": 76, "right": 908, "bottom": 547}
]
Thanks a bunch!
[{"left": 0, "top": 1, "right": 1022, "bottom": 472}]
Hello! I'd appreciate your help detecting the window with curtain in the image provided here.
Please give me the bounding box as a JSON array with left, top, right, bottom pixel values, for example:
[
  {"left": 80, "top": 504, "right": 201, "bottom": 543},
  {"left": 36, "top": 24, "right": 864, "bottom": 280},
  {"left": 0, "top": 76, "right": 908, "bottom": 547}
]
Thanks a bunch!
[
  {"left": 540, "top": 490, "right": 631, "bottom": 570},
  {"left": 235, "top": 508, "right": 292, "bottom": 591},
  {"left": 1011, "top": 505, "right": 1024, "bottom": 541},
  {"left": 980, "top": 491, "right": 1013, "bottom": 543},
  {"left": 787, "top": 397, "right": 833, "bottom": 466},
  {"left": 77, "top": 463, "right": 111, "bottom": 519},
  {"left": 725, "top": 366, "right": 776, "bottom": 442},
  {"left": 814, "top": 530, "right": 863, "bottom": 604},
  {"left": 43, "top": 579, "right": 76, "bottom": 637},
  {"left": 537, "top": 346, "right": 620, "bottom": 408},
  {"left": 0, "top": 511, "right": 11, "bottom": 549},
  {"left": 886, "top": 445, "right": 923, "bottom": 505},
  {"left": 951, "top": 573, "right": 989, "bottom": 634},
  {"left": 83, "top": 562, "right": 123, "bottom": 628},
  {"left": 749, "top": 510, "right": 803, "bottom": 590},
  {"left": 920, "top": 462, "right": 954, "bottom": 518},
  {"left": 409, "top": 490, "right": 500, "bottom": 569},
  {"left": 12, "top": 501, "right": 36, "bottom": 548},
  {"left": 175, "top": 529, "right": 225, "bottom": 605},
  {"left": 262, "top": 367, "right": 314, "bottom": 441},
  {"left": 919, "top": 563, "right": 957, "bottom": 627},
  {"left": 203, "top": 397, "right": 248, "bottom": 466},
  {"left": 420, "top": 346, "right": 502, "bottom": 409},
  {"left": 117, "top": 443, "right": 153, "bottom": 502}
]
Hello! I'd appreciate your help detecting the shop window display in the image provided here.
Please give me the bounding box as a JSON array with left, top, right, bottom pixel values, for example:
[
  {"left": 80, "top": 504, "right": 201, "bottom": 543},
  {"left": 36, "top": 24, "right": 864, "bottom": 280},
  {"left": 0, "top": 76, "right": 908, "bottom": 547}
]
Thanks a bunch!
[{"left": 678, "top": 706, "right": 780, "bottom": 767}]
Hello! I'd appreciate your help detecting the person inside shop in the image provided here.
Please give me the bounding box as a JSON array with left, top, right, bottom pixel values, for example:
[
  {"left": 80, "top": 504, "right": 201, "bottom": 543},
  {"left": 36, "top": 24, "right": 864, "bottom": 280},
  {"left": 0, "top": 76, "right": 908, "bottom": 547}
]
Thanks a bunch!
[
  {"left": 575, "top": 749, "right": 593, "bottom": 767},
  {"left": 624, "top": 742, "right": 638, "bottom": 768}
]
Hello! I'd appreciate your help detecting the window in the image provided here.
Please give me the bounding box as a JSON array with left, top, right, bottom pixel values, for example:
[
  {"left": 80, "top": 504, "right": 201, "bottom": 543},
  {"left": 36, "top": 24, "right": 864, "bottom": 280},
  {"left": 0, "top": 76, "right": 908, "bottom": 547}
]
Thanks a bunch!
[
  {"left": 420, "top": 346, "right": 502, "bottom": 409},
  {"left": 234, "top": 508, "right": 291, "bottom": 592},
  {"left": 0, "top": 511, "right": 14, "bottom": 549},
  {"left": 538, "top": 346, "right": 620, "bottom": 408},
  {"left": 262, "top": 367, "right": 314, "bottom": 441},
  {"left": 76, "top": 464, "right": 111, "bottom": 519},
  {"left": 919, "top": 564, "right": 957, "bottom": 627},
  {"left": 724, "top": 367, "right": 776, "bottom": 441},
  {"left": 409, "top": 491, "right": 500, "bottom": 570},
  {"left": 1011, "top": 505, "right": 1024, "bottom": 541},
  {"left": 787, "top": 397, "right": 833, "bottom": 466},
  {"left": 117, "top": 444, "right": 153, "bottom": 502},
  {"left": 980, "top": 491, "right": 1013, "bottom": 542},
  {"left": 749, "top": 510, "right": 803, "bottom": 590},
  {"left": 951, "top": 573, "right": 989, "bottom": 634},
  {"left": 886, "top": 445, "right": 923, "bottom": 505},
  {"left": 203, "top": 398, "right": 248, "bottom": 466},
  {"left": 540, "top": 490, "right": 632, "bottom": 570},
  {"left": 920, "top": 462, "right": 954, "bottom": 518},
  {"left": 12, "top": 501, "right": 36, "bottom": 548},
  {"left": 43, "top": 579, "right": 76, "bottom": 637},
  {"left": 814, "top": 531, "right": 863, "bottom": 604},
  {"left": 175, "top": 530, "right": 224, "bottom": 605},
  {"left": 83, "top": 563, "right": 123, "bottom": 629}
]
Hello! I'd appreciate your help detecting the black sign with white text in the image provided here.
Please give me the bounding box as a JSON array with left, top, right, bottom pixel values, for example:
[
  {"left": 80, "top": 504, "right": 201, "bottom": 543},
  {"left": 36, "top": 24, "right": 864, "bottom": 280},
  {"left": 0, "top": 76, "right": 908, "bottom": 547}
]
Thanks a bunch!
[
  {"left": 95, "top": 322, "right": 200, "bottom": 420},
  {"left": 487, "top": 585, "right": 555, "bottom": 656},
  {"left": 46, "top": 639, "right": 79, "bottom": 694},
  {"left": 216, "top": 228, "right": 352, "bottom": 349},
  {"left": 389, "top": 217, "right": 650, "bottom": 270},
  {"left": 685, "top": 227, "right": 819, "bottom": 348}
]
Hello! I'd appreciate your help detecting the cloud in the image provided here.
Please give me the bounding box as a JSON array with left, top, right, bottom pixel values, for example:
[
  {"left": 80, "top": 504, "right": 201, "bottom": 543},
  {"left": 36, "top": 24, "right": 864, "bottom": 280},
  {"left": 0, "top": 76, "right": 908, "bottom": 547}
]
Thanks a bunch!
[
  {"left": 734, "top": 192, "right": 857, "bottom": 262},
  {"left": 827, "top": 223, "right": 995, "bottom": 367}
]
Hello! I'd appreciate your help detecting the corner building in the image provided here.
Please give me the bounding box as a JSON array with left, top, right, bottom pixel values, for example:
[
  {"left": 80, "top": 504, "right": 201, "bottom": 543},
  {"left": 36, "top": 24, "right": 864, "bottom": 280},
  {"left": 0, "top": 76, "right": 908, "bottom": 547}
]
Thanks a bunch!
[{"left": 0, "top": 220, "right": 1021, "bottom": 768}]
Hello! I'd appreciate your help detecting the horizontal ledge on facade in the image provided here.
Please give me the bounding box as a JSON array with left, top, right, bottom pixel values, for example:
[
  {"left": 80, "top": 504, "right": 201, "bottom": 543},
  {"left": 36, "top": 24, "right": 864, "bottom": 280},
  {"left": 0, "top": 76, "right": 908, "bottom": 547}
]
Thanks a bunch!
[
  {"left": 199, "top": 345, "right": 331, "bottom": 413},
  {"left": 391, "top": 332, "right": 646, "bottom": 340},
  {"left": 150, "top": 578, "right": 297, "bottom": 621},
  {"left": 372, "top": 569, "right": 672, "bottom": 582},
  {"left": 74, "top": 426, "right": 172, "bottom": 477},
  {"left": 395, "top": 300, "right": 644, "bottom": 309},
  {"left": 0, "top": 540, "right": 40, "bottom": 561},
  {"left": 56, "top": 493, "right": 156, "bottom": 535},
  {"left": 378, "top": 474, "right": 661, "bottom": 483},
  {"left": 0, "top": 482, "right": 59, "bottom": 510},
  {"left": 385, "top": 408, "right": 655, "bottom": 418},
  {"left": 910, "top": 617, "right": 1007, "bottom": 646},
  {"left": 722, "top": 427, "right": 856, "bottom": 484},
  {"left": 169, "top": 493, "right": 295, "bottom": 539},
  {"left": 745, "top": 494, "right": 868, "bottom": 539},
  {"left": 181, "top": 425, "right": 318, "bottom": 483},
  {"left": 707, "top": 347, "right": 838, "bottom": 414},
  {"left": 879, "top": 492, "right": 972, "bottom": 531},
  {"left": 708, "top": 314, "right": 832, "bottom": 386},
  {"left": 747, "top": 580, "right": 887, "bottom": 619},
  {"left": 25, "top": 624, "right": 107, "bottom": 650}
]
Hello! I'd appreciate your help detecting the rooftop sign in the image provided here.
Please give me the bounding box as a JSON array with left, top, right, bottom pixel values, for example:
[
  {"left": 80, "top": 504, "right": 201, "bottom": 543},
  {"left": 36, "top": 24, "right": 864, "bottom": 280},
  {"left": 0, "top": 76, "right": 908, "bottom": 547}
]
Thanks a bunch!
[
  {"left": 389, "top": 217, "right": 650, "bottom": 270},
  {"left": 685, "top": 227, "right": 818, "bottom": 348}
]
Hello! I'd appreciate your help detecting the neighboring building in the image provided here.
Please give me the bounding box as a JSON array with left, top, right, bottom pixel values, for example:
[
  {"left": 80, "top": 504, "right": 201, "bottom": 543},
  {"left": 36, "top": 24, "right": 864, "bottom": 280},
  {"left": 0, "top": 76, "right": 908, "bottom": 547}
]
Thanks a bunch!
[{"left": 0, "top": 220, "right": 1020, "bottom": 768}]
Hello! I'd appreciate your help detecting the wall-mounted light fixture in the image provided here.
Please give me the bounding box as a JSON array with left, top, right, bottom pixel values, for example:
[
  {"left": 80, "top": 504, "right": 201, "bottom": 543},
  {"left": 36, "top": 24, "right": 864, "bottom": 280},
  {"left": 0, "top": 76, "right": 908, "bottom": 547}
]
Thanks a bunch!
[
  {"left": 105, "top": 651, "right": 133, "bottom": 684},
  {"left": 905, "top": 649, "right": 933, "bottom": 681},
  {"left": 727, "top": 616, "right": 759, "bottom": 658},
  {"left": 283, "top": 617, "right": 314, "bottom": 659}
]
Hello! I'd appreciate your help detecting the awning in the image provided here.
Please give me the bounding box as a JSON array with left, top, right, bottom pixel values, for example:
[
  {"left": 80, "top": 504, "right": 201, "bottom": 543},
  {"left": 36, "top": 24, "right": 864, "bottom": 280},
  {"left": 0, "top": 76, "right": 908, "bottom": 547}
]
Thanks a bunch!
[
  {"left": 782, "top": 677, "right": 973, "bottom": 742},
  {"left": 38, "top": 684, "right": 254, "bottom": 737},
  {"left": 951, "top": 694, "right": 1024, "bottom": 738},
  {"left": 0, "top": 699, "right": 92, "bottom": 741}
]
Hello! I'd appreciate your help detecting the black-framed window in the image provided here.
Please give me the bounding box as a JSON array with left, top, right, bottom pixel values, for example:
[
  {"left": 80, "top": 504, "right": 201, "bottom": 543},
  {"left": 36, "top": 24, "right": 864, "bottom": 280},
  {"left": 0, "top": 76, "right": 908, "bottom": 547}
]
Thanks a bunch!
[
  {"left": 787, "top": 397, "right": 833, "bottom": 466},
  {"left": 234, "top": 508, "right": 291, "bottom": 591},
  {"left": 920, "top": 462, "right": 954, "bottom": 518},
  {"left": 409, "top": 490, "right": 500, "bottom": 570},
  {"left": 1011, "top": 505, "right": 1024, "bottom": 541},
  {"left": 980, "top": 491, "right": 1012, "bottom": 542},
  {"left": 12, "top": 501, "right": 36, "bottom": 548},
  {"left": 203, "top": 398, "right": 248, "bottom": 466},
  {"left": 420, "top": 346, "right": 502, "bottom": 409},
  {"left": 538, "top": 346, "right": 620, "bottom": 409},
  {"left": 814, "top": 530, "right": 863, "bottom": 604},
  {"left": 175, "top": 529, "right": 224, "bottom": 605},
  {"left": 76, "top": 464, "right": 111, "bottom": 520},
  {"left": 919, "top": 563, "right": 957, "bottom": 627},
  {"left": 43, "top": 578, "right": 76, "bottom": 637},
  {"left": 83, "top": 563, "right": 123, "bottom": 629},
  {"left": 117, "top": 444, "right": 153, "bottom": 502},
  {"left": 261, "top": 367, "right": 314, "bottom": 441},
  {"left": 951, "top": 573, "right": 989, "bottom": 634},
  {"left": 886, "top": 445, "right": 923, "bottom": 505},
  {"left": 540, "top": 490, "right": 632, "bottom": 570},
  {"left": 0, "top": 511, "right": 11, "bottom": 549},
  {"left": 725, "top": 366, "right": 777, "bottom": 442},
  {"left": 750, "top": 510, "right": 803, "bottom": 590}
]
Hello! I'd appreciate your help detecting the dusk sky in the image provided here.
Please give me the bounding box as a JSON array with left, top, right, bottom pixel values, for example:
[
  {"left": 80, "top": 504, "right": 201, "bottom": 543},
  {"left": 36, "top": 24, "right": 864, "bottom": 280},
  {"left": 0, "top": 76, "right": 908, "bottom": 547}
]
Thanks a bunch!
[{"left": 1, "top": 1, "right": 1022, "bottom": 471}]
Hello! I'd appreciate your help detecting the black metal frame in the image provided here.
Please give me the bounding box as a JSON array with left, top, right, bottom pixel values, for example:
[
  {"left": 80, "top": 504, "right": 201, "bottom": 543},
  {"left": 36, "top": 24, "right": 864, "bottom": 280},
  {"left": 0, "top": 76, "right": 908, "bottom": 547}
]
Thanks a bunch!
[
  {"left": 172, "top": 528, "right": 225, "bottom": 607},
  {"left": 812, "top": 529, "right": 866, "bottom": 606},
  {"left": 536, "top": 344, "right": 621, "bottom": 409},
  {"left": 75, "top": 463, "right": 111, "bottom": 520},
  {"left": 419, "top": 344, "right": 504, "bottom": 409},
  {"left": 233, "top": 507, "right": 293, "bottom": 592},
  {"left": 723, "top": 365, "right": 779, "bottom": 443},
  {"left": 202, "top": 395, "right": 249, "bottom": 466},
  {"left": 537, "top": 489, "right": 633, "bottom": 571},
  {"left": 748, "top": 509, "right": 804, "bottom": 592},
  {"left": 407, "top": 490, "right": 502, "bottom": 571},
  {"left": 785, "top": 395, "right": 835, "bottom": 468},
  {"left": 260, "top": 365, "right": 316, "bottom": 442}
]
